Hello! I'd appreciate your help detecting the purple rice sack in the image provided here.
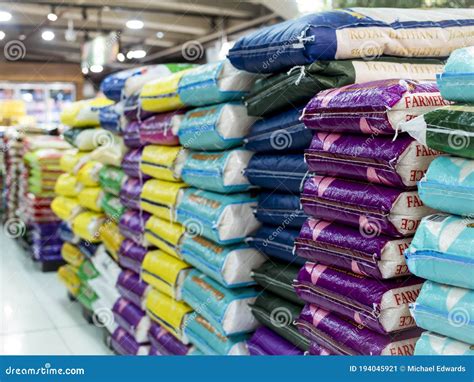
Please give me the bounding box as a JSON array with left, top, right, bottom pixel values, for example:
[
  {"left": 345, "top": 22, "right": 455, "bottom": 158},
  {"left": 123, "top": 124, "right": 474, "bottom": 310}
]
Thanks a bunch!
[
  {"left": 119, "top": 178, "right": 145, "bottom": 211},
  {"left": 121, "top": 148, "right": 150, "bottom": 179},
  {"left": 301, "top": 176, "right": 434, "bottom": 237},
  {"left": 247, "top": 327, "right": 303, "bottom": 356},
  {"left": 296, "top": 304, "right": 422, "bottom": 355},
  {"left": 123, "top": 120, "right": 142, "bottom": 149},
  {"left": 305, "top": 133, "right": 440, "bottom": 188},
  {"left": 110, "top": 327, "right": 149, "bottom": 355},
  {"left": 302, "top": 79, "right": 450, "bottom": 135},
  {"left": 116, "top": 270, "right": 150, "bottom": 310},
  {"left": 112, "top": 297, "right": 151, "bottom": 343},
  {"left": 308, "top": 341, "right": 333, "bottom": 355},
  {"left": 119, "top": 209, "right": 151, "bottom": 247},
  {"left": 118, "top": 240, "right": 148, "bottom": 274},
  {"left": 123, "top": 93, "right": 153, "bottom": 122},
  {"left": 294, "top": 262, "right": 422, "bottom": 334},
  {"left": 148, "top": 322, "right": 193, "bottom": 355},
  {"left": 295, "top": 218, "right": 412, "bottom": 279},
  {"left": 139, "top": 111, "right": 182, "bottom": 146}
]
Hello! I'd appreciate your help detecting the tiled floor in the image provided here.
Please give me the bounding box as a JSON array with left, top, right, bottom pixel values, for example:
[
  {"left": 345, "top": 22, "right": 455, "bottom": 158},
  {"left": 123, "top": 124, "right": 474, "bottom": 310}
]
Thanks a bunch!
[{"left": 0, "top": 230, "right": 112, "bottom": 355}]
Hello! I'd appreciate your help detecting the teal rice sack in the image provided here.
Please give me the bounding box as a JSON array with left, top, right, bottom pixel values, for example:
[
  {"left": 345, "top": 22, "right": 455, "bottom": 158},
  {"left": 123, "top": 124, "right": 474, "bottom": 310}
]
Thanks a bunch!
[
  {"left": 414, "top": 332, "right": 474, "bottom": 355},
  {"left": 410, "top": 280, "right": 474, "bottom": 344},
  {"left": 179, "top": 234, "right": 265, "bottom": 288},
  {"left": 406, "top": 214, "right": 474, "bottom": 290},
  {"left": 181, "top": 270, "right": 259, "bottom": 336},
  {"left": 177, "top": 60, "right": 257, "bottom": 107},
  {"left": 181, "top": 149, "right": 254, "bottom": 193},
  {"left": 418, "top": 156, "right": 474, "bottom": 217},
  {"left": 183, "top": 313, "right": 249, "bottom": 355},
  {"left": 176, "top": 188, "right": 260, "bottom": 245},
  {"left": 178, "top": 103, "right": 256, "bottom": 151}
]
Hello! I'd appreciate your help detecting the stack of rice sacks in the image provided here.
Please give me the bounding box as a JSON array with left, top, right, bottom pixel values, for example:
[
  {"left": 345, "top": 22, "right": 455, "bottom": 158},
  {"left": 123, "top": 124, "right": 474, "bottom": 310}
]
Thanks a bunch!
[
  {"left": 229, "top": 7, "right": 474, "bottom": 356},
  {"left": 136, "top": 59, "right": 264, "bottom": 356},
  {"left": 99, "top": 63, "right": 195, "bottom": 356},
  {"left": 400, "top": 47, "right": 474, "bottom": 356},
  {"left": 3, "top": 128, "right": 24, "bottom": 222},
  {"left": 19, "top": 135, "right": 72, "bottom": 265},
  {"left": 53, "top": 97, "right": 121, "bottom": 337}
]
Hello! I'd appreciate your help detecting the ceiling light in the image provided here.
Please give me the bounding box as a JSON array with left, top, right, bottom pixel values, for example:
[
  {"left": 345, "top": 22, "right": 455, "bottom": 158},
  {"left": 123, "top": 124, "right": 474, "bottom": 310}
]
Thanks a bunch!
[
  {"left": 0, "top": 31, "right": 5, "bottom": 40},
  {"left": 116, "top": 53, "right": 125, "bottom": 62},
  {"left": 47, "top": 13, "right": 58, "bottom": 21},
  {"left": 41, "top": 30, "right": 55, "bottom": 41},
  {"left": 90, "top": 64, "right": 103, "bottom": 73},
  {"left": 156, "top": 31, "right": 164, "bottom": 39},
  {"left": 0, "top": 11, "right": 12, "bottom": 22},
  {"left": 82, "top": 67, "right": 89, "bottom": 75},
  {"left": 126, "top": 19, "right": 144, "bottom": 30},
  {"left": 126, "top": 49, "right": 146, "bottom": 59}
]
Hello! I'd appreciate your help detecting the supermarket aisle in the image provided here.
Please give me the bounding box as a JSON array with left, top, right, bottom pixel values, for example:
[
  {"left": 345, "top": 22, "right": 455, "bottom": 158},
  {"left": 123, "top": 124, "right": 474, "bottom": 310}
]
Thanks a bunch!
[{"left": 0, "top": 230, "right": 111, "bottom": 355}]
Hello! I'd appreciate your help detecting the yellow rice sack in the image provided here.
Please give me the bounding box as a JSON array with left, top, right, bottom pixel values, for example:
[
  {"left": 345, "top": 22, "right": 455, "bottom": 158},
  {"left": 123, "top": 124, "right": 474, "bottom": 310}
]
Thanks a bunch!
[
  {"left": 77, "top": 161, "right": 103, "bottom": 186},
  {"left": 72, "top": 211, "right": 105, "bottom": 243},
  {"left": 60, "top": 98, "right": 114, "bottom": 128},
  {"left": 144, "top": 216, "right": 185, "bottom": 258},
  {"left": 77, "top": 187, "right": 104, "bottom": 212},
  {"left": 58, "top": 265, "right": 81, "bottom": 296},
  {"left": 51, "top": 196, "right": 83, "bottom": 221},
  {"left": 140, "top": 145, "right": 187, "bottom": 182},
  {"left": 54, "top": 173, "right": 83, "bottom": 197},
  {"left": 142, "top": 250, "right": 191, "bottom": 300},
  {"left": 100, "top": 221, "right": 124, "bottom": 262},
  {"left": 140, "top": 179, "right": 188, "bottom": 221},
  {"left": 60, "top": 151, "right": 88, "bottom": 174},
  {"left": 61, "top": 242, "right": 85, "bottom": 268}
]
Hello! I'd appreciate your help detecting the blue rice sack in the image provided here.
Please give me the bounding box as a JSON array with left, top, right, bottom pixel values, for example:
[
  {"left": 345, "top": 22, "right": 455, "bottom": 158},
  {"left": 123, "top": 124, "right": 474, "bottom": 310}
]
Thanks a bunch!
[
  {"left": 180, "top": 234, "right": 265, "bottom": 288},
  {"left": 183, "top": 313, "right": 249, "bottom": 355},
  {"left": 181, "top": 270, "right": 259, "bottom": 336},
  {"left": 437, "top": 47, "right": 474, "bottom": 103},
  {"left": 410, "top": 280, "right": 474, "bottom": 344},
  {"left": 181, "top": 149, "right": 254, "bottom": 193},
  {"left": 418, "top": 156, "right": 474, "bottom": 216},
  {"left": 176, "top": 188, "right": 260, "bottom": 245},
  {"left": 406, "top": 214, "right": 474, "bottom": 290},
  {"left": 99, "top": 102, "right": 125, "bottom": 134},
  {"left": 244, "top": 108, "right": 312, "bottom": 153},
  {"left": 414, "top": 332, "right": 474, "bottom": 355},
  {"left": 254, "top": 192, "right": 307, "bottom": 228},
  {"left": 246, "top": 225, "right": 305, "bottom": 266},
  {"left": 244, "top": 153, "right": 308, "bottom": 193},
  {"left": 228, "top": 8, "right": 474, "bottom": 73},
  {"left": 178, "top": 60, "right": 257, "bottom": 107},
  {"left": 178, "top": 103, "right": 257, "bottom": 150}
]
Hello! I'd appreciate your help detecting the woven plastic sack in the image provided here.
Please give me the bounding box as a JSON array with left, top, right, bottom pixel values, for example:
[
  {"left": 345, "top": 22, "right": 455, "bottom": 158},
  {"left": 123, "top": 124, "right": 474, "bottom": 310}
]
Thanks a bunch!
[
  {"left": 145, "top": 216, "right": 186, "bottom": 259},
  {"left": 60, "top": 151, "right": 88, "bottom": 174},
  {"left": 176, "top": 188, "right": 260, "bottom": 245},
  {"left": 296, "top": 218, "right": 412, "bottom": 279},
  {"left": 99, "top": 102, "right": 125, "bottom": 134},
  {"left": 140, "top": 70, "right": 191, "bottom": 113},
  {"left": 306, "top": 133, "right": 440, "bottom": 188},
  {"left": 140, "top": 179, "right": 188, "bottom": 221},
  {"left": 140, "top": 145, "right": 187, "bottom": 182},
  {"left": 63, "top": 128, "right": 113, "bottom": 151},
  {"left": 139, "top": 111, "right": 182, "bottom": 146},
  {"left": 228, "top": 8, "right": 474, "bottom": 73},
  {"left": 301, "top": 176, "right": 435, "bottom": 237},
  {"left": 91, "top": 245, "right": 122, "bottom": 285},
  {"left": 294, "top": 262, "right": 422, "bottom": 334},
  {"left": 410, "top": 280, "right": 474, "bottom": 344},
  {"left": 101, "top": 193, "right": 126, "bottom": 221},
  {"left": 54, "top": 173, "right": 83, "bottom": 197},
  {"left": 181, "top": 149, "right": 253, "bottom": 193},
  {"left": 123, "top": 120, "right": 142, "bottom": 149},
  {"left": 400, "top": 105, "right": 474, "bottom": 159},
  {"left": 60, "top": 98, "right": 114, "bottom": 128},
  {"left": 110, "top": 327, "right": 149, "bottom": 355},
  {"left": 119, "top": 210, "right": 151, "bottom": 247},
  {"left": 406, "top": 214, "right": 474, "bottom": 290},
  {"left": 180, "top": 234, "right": 264, "bottom": 288},
  {"left": 57, "top": 265, "right": 81, "bottom": 296},
  {"left": 72, "top": 211, "right": 105, "bottom": 243},
  {"left": 254, "top": 192, "right": 307, "bottom": 228},
  {"left": 245, "top": 59, "right": 444, "bottom": 117},
  {"left": 98, "top": 165, "right": 128, "bottom": 196},
  {"left": 182, "top": 270, "right": 259, "bottom": 336},
  {"left": 123, "top": 93, "right": 153, "bottom": 122},
  {"left": 89, "top": 136, "right": 128, "bottom": 167},
  {"left": 118, "top": 239, "right": 148, "bottom": 275},
  {"left": 437, "top": 47, "right": 474, "bottom": 103},
  {"left": 77, "top": 161, "right": 103, "bottom": 186},
  {"left": 51, "top": 196, "right": 83, "bottom": 221},
  {"left": 61, "top": 242, "right": 85, "bottom": 268},
  {"left": 418, "top": 156, "right": 474, "bottom": 216},
  {"left": 77, "top": 187, "right": 104, "bottom": 212},
  {"left": 148, "top": 323, "right": 193, "bottom": 355},
  {"left": 121, "top": 148, "right": 149, "bottom": 179},
  {"left": 146, "top": 288, "right": 192, "bottom": 341},
  {"left": 112, "top": 297, "right": 151, "bottom": 343},
  {"left": 178, "top": 103, "right": 257, "bottom": 150},
  {"left": 302, "top": 79, "right": 450, "bottom": 135},
  {"left": 414, "top": 332, "right": 474, "bottom": 356},
  {"left": 248, "top": 327, "right": 303, "bottom": 356},
  {"left": 178, "top": 60, "right": 257, "bottom": 107},
  {"left": 116, "top": 270, "right": 150, "bottom": 311},
  {"left": 296, "top": 304, "right": 422, "bottom": 355},
  {"left": 100, "top": 221, "right": 124, "bottom": 261},
  {"left": 119, "top": 178, "right": 144, "bottom": 211}
]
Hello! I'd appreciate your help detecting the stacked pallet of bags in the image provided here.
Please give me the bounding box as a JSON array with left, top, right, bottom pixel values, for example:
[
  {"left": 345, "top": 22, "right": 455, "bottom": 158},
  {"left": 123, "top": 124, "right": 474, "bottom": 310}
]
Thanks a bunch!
[
  {"left": 3, "top": 128, "right": 25, "bottom": 222},
  {"left": 19, "top": 135, "right": 72, "bottom": 267},
  {"left": 137, "top": 60, "right": 264, "bottom": 355},
  {"left": 399, "top": 47, "right": 474, "bottom": 356},
  {"left": 54, "top": 97, "right": 121, "bottom": 336},
  {"left": 98, "top": 64, "right": 194, "bottom": 355},
  {"left": 229, "top": 7, "right": 474, "bottom": 356}
]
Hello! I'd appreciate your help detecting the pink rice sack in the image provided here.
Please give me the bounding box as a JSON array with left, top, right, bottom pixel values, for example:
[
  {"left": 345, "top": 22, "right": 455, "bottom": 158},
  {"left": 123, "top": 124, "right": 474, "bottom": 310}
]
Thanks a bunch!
[
  {"left": 139, "top": 111, "right": 183, "bottom": 146},
  {"left": 302, "top": 79, "right": 450, "bottom": 135}
]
